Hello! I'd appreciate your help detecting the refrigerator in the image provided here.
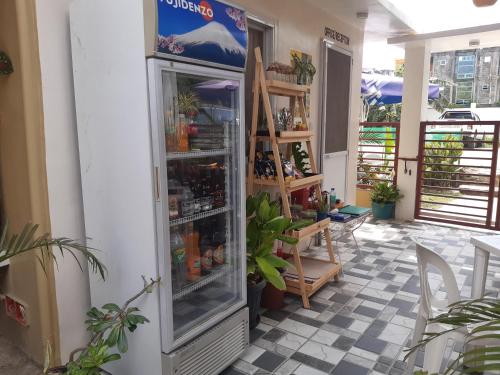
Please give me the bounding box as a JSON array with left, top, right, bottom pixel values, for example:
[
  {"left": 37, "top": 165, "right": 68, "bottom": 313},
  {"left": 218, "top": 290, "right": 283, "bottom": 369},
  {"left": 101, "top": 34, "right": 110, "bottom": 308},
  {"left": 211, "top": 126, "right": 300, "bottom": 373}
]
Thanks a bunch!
[
  {"left": 148, "top": 59, "right": 247, "bottom": 360},
  {"left": 70, "top": 0, "right": 248, "bottom": 373}
]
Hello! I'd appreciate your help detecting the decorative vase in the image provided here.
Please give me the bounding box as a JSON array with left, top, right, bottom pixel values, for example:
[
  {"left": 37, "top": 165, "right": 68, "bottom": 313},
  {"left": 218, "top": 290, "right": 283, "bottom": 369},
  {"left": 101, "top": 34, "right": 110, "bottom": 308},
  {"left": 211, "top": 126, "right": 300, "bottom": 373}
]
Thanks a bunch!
[
  {"left": 247, "top": 279, "right": 266, "bottom": 329},
  {"left": 372, "top": 202, "right": 395, "bottom": 219},
  {"left": 317, "top": 211, "right": 329, "bottom": 222}
]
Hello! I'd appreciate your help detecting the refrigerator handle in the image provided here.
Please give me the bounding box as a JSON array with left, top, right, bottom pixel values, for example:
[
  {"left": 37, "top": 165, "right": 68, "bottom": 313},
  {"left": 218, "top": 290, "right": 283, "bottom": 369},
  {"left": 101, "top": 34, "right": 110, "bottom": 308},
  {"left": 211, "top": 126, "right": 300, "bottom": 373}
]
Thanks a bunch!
[{"left": 154, "top": 166, "right": 160, "bottom": 202}]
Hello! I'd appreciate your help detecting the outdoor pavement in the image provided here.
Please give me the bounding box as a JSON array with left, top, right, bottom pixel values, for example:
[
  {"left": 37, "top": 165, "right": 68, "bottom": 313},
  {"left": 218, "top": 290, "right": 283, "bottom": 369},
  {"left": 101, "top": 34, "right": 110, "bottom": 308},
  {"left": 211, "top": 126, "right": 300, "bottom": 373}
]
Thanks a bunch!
[
  {"left": 0, "top": 334, "right": 41, "bottom": 375},
  {"left": 223, "top": 219, "right": 500, "bottom": 375}
]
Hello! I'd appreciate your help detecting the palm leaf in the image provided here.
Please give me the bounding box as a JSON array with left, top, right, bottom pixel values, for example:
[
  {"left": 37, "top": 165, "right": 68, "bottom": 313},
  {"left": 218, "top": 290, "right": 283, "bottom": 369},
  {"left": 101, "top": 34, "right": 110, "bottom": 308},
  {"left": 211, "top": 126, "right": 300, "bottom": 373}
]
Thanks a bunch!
[{"left": 0, "top": 222, "right": 106, "bottom": 280}]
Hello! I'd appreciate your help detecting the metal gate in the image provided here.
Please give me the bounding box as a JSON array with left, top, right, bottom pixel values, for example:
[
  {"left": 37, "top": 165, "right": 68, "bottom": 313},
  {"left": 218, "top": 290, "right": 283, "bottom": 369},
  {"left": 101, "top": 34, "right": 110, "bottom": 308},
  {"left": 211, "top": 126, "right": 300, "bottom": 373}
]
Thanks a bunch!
[{"left": 415, "top": 121, "right": 500, "bottom": 229}]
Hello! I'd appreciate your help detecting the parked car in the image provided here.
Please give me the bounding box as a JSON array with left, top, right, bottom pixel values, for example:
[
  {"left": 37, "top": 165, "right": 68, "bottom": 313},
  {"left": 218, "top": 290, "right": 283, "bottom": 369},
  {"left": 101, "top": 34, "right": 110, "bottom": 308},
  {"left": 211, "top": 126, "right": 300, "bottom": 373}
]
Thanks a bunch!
[
  {"left": 439, "top": 109, "right": 480, "bottom": 122},
  {"left": 430, "top": 110, "right": 484, "bottom": 147}
]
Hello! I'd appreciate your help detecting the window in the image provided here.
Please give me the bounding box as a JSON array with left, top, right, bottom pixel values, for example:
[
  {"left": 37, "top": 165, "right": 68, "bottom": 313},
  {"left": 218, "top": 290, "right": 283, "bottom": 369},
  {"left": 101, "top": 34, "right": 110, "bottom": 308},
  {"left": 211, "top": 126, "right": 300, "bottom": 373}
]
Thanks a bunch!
[
  {"left": 455, "top": 81, "right": 473, "bottom": 105},
  {"left": 456, "top": 54, "right": 476, "bottom": 79},
  {"left": 484, "top": 56, "right": 491, "bottom": 63},
  {"left": 439, "top": 60, "right": 447, "bottom": 66}
]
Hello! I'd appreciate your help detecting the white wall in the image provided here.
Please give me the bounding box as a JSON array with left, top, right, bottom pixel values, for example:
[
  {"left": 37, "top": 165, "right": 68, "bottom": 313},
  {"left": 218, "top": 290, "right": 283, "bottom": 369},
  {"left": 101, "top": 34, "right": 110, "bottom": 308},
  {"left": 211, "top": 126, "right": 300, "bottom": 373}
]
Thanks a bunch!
[
  {"left": 396, "top": 41, "right": 431, "bottom": 220},
  {"left": 35, "top": 0, "right": 91, "bottom": 362}
]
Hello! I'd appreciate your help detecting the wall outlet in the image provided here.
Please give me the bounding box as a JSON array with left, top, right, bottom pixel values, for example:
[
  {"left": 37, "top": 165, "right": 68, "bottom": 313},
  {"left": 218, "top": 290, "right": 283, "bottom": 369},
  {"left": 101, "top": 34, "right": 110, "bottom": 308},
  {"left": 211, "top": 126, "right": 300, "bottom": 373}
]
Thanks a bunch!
[{"left": 4, "top": 295, "right": 28, "bottom": 327}]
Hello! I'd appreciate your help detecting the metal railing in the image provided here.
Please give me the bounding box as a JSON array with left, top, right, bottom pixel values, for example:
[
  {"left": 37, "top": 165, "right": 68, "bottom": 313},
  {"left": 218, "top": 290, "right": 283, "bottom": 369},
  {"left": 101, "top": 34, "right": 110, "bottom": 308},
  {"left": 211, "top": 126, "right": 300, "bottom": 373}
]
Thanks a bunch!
[
  {"left": 357, "top": 122, "right": 400, "bottom": 189},
  {"left": 415, "top": 121, "right": 500, "bottom": 229}
]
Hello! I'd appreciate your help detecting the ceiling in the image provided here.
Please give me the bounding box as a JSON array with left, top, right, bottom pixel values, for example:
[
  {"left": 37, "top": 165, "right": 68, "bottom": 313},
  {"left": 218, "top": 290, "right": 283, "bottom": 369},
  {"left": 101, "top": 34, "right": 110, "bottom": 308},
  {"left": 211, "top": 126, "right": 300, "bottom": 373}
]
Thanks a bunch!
[{"left": 305, "top": 0, "right": 415, "bottom": 42}]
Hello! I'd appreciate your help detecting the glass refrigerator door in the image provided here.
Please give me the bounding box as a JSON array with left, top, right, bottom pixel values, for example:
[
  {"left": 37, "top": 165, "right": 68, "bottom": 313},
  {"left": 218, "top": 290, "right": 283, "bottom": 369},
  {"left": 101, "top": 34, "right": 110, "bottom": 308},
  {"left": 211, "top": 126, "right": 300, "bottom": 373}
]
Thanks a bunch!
[{"left": 150, "top": 60, "right": 245, "bottom": 351}]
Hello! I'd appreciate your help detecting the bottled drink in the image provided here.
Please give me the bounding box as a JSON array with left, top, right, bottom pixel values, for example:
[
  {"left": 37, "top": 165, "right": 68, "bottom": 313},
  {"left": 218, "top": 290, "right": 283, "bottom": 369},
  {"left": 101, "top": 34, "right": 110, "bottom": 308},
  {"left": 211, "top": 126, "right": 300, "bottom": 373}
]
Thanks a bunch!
[
  {"left": 183, "top": 225, "right": 200, "bottom": 281},
  {"left": 180, "top": 185, "right": 195, "bottom": 217},
  {"left": 212, "top": 229, "right": 226, "bottom": 267},
  {"left": 199, "top": 234, "right": 214, "bottom": 275},
  {"left": 170, "top": 227, "right": 187, "bottom": 290},
  {"left": 178, "top": 114, "right": 189, "bottom": 152},
  {"left": 165, "top": 111, "right": 177, "bottom": 152},
  {"left": 330, "top": 188, "right": 336, "bottom": 210}
]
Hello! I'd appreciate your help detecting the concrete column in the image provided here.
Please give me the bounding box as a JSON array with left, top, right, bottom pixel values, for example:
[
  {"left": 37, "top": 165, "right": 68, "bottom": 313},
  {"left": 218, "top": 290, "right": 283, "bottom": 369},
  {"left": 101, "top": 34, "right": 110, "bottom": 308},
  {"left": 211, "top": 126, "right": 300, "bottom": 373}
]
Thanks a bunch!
[{"left": 396, "top": 40, "right": 431, "bottom": 220}]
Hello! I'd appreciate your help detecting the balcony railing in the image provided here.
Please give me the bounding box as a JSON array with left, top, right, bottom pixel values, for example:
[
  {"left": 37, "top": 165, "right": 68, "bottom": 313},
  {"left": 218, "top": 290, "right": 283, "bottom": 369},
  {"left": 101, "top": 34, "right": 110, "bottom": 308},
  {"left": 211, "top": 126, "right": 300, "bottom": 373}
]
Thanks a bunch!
[
  {"left": 357, "top": 122, "right": 400, "bottom": 189},
  {"left": 415, "top": 121, "right": 500, "bottom": 229}
]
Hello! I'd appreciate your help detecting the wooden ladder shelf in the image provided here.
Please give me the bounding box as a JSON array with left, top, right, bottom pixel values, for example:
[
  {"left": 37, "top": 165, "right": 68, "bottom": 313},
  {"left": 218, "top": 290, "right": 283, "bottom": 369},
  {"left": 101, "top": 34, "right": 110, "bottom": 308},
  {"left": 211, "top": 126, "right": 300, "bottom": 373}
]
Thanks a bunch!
[{"left": 247, "top": 47, "right": 341, "bottom": 309}]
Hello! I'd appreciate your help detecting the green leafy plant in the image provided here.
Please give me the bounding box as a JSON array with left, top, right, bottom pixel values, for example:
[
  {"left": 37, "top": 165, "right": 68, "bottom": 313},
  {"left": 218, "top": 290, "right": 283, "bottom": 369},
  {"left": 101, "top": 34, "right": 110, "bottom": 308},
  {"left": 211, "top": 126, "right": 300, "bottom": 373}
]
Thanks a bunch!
[
  {"left": 246, "top": 192, "right": 311, "bottom": 290},
  {"left": 371, "top": 182, "right": 402, "bottom": 204},
  {"left": 366, "top": 104, "right": 402, "bottom": 122},
  {"left": 177, "top": 91, "right": 199, "bottom": 118},
  {"left": 291, "top": 143, "right": 310, "bottom": 175},
  {"left": 423, "top": 135, "right": 463, "bottom": 188},
  {"left": 45, "top": 277, "right": 160, "bottom": 375},
  {"left": 0, "top": 222, "right": 105, "bottom": 279},
  {"left": 405, "top": 297, "right": 500, "bottom": 374},
  {"left": 291, "top": 54, "right": 316, "bottom": 85}
]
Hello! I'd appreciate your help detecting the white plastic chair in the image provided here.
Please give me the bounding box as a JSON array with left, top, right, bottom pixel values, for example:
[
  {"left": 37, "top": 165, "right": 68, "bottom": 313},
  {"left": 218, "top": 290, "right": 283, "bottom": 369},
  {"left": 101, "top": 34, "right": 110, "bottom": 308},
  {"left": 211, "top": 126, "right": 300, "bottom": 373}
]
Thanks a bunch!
[{"left": 406, "top": 238, "right": 462, "bottom": 374}]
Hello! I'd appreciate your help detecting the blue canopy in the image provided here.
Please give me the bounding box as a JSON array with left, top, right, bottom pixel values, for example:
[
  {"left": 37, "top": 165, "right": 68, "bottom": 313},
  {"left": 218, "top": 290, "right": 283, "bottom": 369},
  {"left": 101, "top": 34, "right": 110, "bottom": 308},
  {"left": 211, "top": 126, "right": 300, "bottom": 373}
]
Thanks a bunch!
[{"left": 362, "top": 73, "right": 440, "bottom": 105}]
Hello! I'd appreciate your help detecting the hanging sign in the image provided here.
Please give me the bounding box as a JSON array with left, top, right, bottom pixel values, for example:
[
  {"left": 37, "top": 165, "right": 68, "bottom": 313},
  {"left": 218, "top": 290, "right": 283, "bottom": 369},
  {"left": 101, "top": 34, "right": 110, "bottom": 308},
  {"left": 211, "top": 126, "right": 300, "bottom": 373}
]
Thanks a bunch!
[
  {"left": 324, "top": 27, "right": 350, "bottom": 46},
  {"left": 156, "top": 0, "right": 248, "bottom": 70}
]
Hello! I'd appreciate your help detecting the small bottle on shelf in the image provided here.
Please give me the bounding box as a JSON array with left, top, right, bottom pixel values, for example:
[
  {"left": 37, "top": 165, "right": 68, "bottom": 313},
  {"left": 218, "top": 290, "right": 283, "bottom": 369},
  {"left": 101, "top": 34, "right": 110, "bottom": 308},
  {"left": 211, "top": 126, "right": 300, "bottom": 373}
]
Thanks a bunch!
[
  {"left": 199, "top": 234, "right": 214, "bottom": 274},
  {"left": 212, "top": 228, "right": 226, "bottom": 267},
  {"left": 170, "top": 227, "right": 187, "bottom": 290},
  {"left": 329, "top": 188, "right": 336, "bottom": 210},
  {"left": 178, "top": 114, "right": 189, "bottom": 152},
  {"left": 183, "top": 223, "right": 201, "bottom": 281}
]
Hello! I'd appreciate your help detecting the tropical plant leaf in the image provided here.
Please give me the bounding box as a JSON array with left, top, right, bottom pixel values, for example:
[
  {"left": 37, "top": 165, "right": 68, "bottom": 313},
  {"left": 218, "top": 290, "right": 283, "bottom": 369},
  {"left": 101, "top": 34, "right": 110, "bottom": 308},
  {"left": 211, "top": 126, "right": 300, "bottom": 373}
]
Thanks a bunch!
[
  {"left": 264, "top": 254, "right": 290, "bottom": 269},
  {"left": 0, "top": 222, "right": 106, "bottom": 280}
]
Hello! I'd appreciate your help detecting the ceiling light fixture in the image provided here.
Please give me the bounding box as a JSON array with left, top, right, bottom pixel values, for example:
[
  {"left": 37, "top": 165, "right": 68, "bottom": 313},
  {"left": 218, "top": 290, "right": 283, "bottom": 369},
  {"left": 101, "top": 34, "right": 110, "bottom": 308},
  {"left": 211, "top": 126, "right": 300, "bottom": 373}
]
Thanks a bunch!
[
  {"left": 469, "top": 39, "right": 481, "bottom": 47},
  {"left": 473, "top": 0, "right": 497, "bottom": 7}
]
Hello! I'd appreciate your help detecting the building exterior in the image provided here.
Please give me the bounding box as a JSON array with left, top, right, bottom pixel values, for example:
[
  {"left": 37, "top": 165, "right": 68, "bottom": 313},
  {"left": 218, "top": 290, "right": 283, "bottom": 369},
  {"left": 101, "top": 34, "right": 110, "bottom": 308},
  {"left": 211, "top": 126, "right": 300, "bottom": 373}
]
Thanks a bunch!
[{"left": 430, "top": 48, "right": 500, "bottom": 106}]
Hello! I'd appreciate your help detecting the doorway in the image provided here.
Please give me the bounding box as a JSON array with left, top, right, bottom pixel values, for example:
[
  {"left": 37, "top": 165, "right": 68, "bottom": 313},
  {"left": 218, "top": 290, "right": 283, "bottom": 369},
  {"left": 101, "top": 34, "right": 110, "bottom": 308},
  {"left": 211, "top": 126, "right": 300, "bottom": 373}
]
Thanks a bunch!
[
  {"left": 320, "top": 40, "right": 353, "bottom": 201},
  {"left": 244, "top": 18, "right": 274, "bottom": 156}
]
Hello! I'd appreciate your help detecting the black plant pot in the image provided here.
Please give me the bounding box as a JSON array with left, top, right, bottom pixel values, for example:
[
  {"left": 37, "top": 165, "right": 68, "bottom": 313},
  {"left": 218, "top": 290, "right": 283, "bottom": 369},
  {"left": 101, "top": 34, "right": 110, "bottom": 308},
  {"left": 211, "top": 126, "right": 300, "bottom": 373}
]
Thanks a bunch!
[{"left": 247, "top": 279, "right": 266, "bottom": 329}]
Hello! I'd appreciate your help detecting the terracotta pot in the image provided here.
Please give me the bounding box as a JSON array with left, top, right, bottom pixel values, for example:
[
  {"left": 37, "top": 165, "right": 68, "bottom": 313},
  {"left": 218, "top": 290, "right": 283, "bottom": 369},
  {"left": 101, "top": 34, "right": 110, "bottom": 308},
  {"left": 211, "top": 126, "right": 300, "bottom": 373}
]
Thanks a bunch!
[
  {"left": 473, "top": 0, "right": 497, "bottom": 6},
  {"left": 261, "top": 282, "right": 285, "bottom": 310}
]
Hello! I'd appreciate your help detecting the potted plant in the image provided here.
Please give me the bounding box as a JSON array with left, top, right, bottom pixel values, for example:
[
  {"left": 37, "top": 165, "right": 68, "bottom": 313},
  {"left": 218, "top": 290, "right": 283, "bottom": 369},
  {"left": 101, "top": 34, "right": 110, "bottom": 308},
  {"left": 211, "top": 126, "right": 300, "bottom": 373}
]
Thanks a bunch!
[
  {"left": 315, "top": 192, "right": 330, "bottom": 222},
  {"left": 246, "top": 192, "right": 310, "bottom": 328},
  {"left": 45, "top": 277, "right": 160, "bottom": 374},
  {"left": 291, "top": 54, "right": 316, "bottom": 85},
  {"left": 370, "top": 181, "right": 402, "bottom": 219}
]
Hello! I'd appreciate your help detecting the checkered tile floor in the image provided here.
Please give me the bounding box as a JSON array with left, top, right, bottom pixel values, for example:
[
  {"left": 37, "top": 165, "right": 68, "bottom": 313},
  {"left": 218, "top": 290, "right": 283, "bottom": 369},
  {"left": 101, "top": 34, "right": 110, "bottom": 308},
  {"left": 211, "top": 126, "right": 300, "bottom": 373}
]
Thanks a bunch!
[{"left": 222, "top": 219, "right": 500, "bottom": 375}]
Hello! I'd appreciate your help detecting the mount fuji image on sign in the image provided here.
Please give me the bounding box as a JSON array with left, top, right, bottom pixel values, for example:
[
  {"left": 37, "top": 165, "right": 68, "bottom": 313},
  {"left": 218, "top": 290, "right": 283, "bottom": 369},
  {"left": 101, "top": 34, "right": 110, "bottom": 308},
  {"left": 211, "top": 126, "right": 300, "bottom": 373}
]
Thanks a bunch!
[{"left": 157, "top": 0, "right": 248, "bottom": 70}]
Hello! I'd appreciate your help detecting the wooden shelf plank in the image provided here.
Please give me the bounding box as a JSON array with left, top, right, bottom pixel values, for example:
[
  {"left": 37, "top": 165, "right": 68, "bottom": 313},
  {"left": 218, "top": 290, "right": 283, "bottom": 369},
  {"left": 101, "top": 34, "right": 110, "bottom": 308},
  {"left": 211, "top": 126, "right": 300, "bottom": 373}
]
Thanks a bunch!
[
  {"left": 291, "top": 218, "right": 330, "bottom": 241},
  {"left": 284, "top": 257, "right": 341, "bottom": 296},
  {"left": 251, "top": 174, "right": 323, "bottom": 192},
  {"left": 265, "top": 80, "right": 310, "bottom": 97},
  {"left": 256, "top": 131, "right": 313, "bottom": 144}
]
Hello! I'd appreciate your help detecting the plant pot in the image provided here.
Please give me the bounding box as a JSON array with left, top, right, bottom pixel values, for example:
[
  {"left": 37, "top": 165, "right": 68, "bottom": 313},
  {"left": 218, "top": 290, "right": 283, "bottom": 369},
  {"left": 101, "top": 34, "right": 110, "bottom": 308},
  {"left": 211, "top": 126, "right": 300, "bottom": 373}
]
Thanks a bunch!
[
  {"left": 261, "top": 281, "right": 285, "bottom": 310},
  {"left": 247, "top": 279, "right": 266, "bottom": 329},
  {"left": 372, "top": 201, "right": 395, "bottom": 219},
  {"left": 356, "top": 188, "right": 372, "bottom": 208},
  {"left": 317, "top": 211, "right": 329, "bottom": 222}
]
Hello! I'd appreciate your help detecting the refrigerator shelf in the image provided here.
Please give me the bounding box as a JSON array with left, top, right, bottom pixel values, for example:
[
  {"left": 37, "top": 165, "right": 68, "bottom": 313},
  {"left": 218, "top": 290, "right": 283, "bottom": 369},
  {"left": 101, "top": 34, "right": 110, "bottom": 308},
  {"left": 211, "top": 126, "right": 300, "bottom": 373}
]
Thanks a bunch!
[
  {"left": 173, "top": 264, "right": 230, "bottom": 301},
  {"left": 169, "top": 206, "right": 231, "bottom": 226},
  {"left": 166, "top": 148, "right": 231, "bottom": 161}
]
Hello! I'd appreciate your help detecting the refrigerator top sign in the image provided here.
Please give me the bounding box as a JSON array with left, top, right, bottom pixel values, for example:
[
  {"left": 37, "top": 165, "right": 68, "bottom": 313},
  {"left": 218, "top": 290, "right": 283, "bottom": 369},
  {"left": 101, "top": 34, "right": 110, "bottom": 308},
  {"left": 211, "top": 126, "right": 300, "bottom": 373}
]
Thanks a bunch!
[{"left": 156, "top": 0, "right": 248, "bottom": 70}]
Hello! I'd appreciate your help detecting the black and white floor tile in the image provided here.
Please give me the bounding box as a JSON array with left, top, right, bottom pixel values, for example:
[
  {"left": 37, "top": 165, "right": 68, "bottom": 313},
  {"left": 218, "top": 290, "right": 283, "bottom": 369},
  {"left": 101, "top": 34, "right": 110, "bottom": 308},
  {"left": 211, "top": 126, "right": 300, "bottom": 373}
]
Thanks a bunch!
[{"left": 223, "top": 219, "right": 500, "bottom": 375}]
